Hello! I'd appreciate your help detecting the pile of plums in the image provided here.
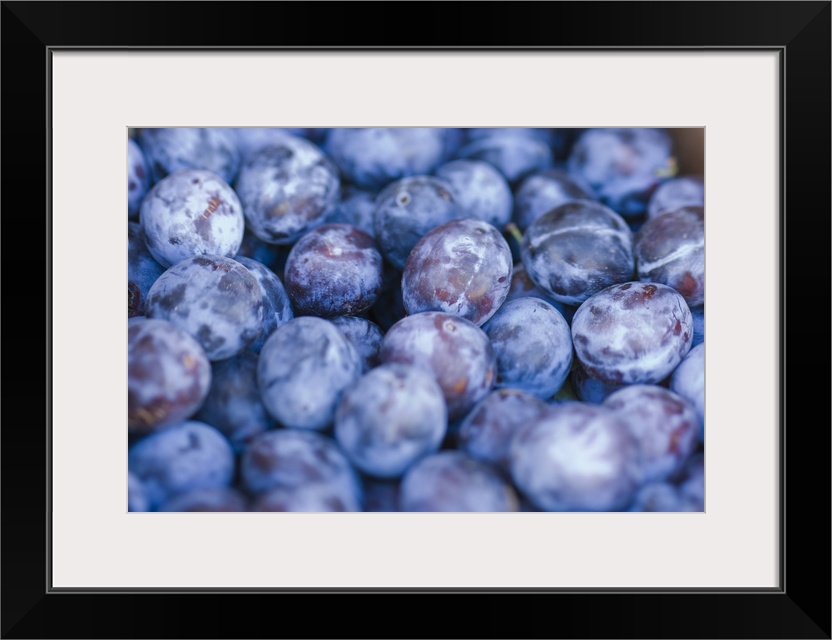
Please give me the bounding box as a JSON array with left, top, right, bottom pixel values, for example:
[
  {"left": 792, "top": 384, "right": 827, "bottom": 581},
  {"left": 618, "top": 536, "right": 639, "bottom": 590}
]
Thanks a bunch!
[{"left": 128, "top": 127, "right": 705, "bottom": 513}]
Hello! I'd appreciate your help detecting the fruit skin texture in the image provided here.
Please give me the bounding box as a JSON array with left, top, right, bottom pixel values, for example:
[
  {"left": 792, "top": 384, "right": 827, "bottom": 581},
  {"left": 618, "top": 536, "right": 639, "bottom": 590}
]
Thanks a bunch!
[
  {"left": 257, "top": 316, "right": 361, "bottom": 431},
  {"left": 647, "top": 175, "right": 704, "bottom": 219},
  {"left": 128, "top": 222, "right": 165, "bottom": 318},
  {"left": 128, "top": 472, "right": 150, "bottom": 512},
  {"left": 144, "top": 256, "right": 264, "bottom": 361},
  {"left": 635, "top": 206, "right": 705, "bottom": 307},
  {"left": 456, "top": 131, "right": 553, "bottom": 185},
  {"left": 571, "top": 282, "right": 693, "bottom": 385},
  {"left": 239, "top": 429, "right": 362, "bottom": 511},
  {"left": 140, "top": 169, "right": 245, "bottom": 269},
  {"left": 402, "top": 218, "right": 513, "bottom": 326},
  {"left": 482, "top": 297, "right": 573, "bottom": 399},
  {"left": 335, "top": 363, "right": 447, "bottom": 479},
  {"left": 670, "top": 342, "right": 705, "bottom": 441},
  {"left": 567, "top": 127, "right": 673, "bottom": 217},
  {"left": 399, "top": 451, "right": 519, "bottom": 512},
  {"left": 139, "top": 127, "right": 241, "bottom": 184},
  {"left": 457, "top": 388, "right": 549, "bottom": 472},
  {"left": 329, "top": 316, "right": 384, "bottom": 372},
  {"left": 603, "top": 385, "right": 699, "bottom": 483},
  {"left": 128, "top": 138, "right": 150, "bottom": 218},
  {"left": 380, "top": 312, "right": 496, "bottom": 421},
  {"left": 521, "top": 200, "right": 634, "bottom": 305},
  {"left": 128, "top": 421, "right": 235, "bottom": 510},
  {"left": 159, "top": 488, "right": 248, "bottom": 512},
  {"left": 324, "top": 187, "right": 378, "bottom": 237},
  {"left": 233, "top": 136, "right": 341, "bottom": 245},
  {"left": 128, "top": 317, "right": 212, "bottom": 434},
  {"left": 434, "top": 159, "right": 513, "bottom": 229},
  {"left": 284, "top": 223, "right": 383, "bottom": 318},
  {"left": 513, "top": 168, "right": 594, "bottom": 232},
  {"left": 236, "top": 257, "right": 294, "bottom": 354},
  {"left": 509, "top": 403, "right": 642, "bottom": 511},
  {"left": 325, "top": 127, "right": 446, "bottom": 191},
  {"left": 373, "top": 176, "right": 464, "bottom": 270},
  {"left": 194, "top": 352, "right": 276, "bottom": 452}
]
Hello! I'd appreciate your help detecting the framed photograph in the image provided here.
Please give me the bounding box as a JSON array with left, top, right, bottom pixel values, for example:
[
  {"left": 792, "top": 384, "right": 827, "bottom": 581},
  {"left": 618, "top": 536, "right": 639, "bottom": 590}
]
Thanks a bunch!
[{"left": 3, "top": 2, "right": 828, "bottom": 638}]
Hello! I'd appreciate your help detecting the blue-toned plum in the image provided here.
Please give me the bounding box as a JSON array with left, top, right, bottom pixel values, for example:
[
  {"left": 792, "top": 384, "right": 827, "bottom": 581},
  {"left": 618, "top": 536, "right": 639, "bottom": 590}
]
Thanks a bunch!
[
  {"left": 402, "top": 218, "right": 512, "bottom": 326},
  {"left": 128, "top": 138, "right": 150, "bottom": 217},
  {"left": 159, "top": 487, "right": 248, "bottom": 512},
  {"left": 434, "top": 159, "right": 513, "bottom": 229},
  {"left": 139, "top": 169, "right": 245, "bottom": 269},
  {"left": 603, "top": 385, "right": 699, "bottom": 483},
  {"left": 234, "top": 136, "right": 340, "bottom": 245},
  {"left": 373, "top": 176, "right": 464, "bottom": 270},
  {"left": 128, "top": 222, "right": 165, "bottom": 318},
  {"left": 144, "top": 256, "right": 264, "bottom": 361},
  {"left": 504, "top": 263, "right": 572, "bottom": 318},
  {"left": 676, "top": 452, "right": 705, "bottom": 508},
  {"left": 456, "top": 130, "right": 553, "bottom": 185},
  {"left": 513, "top": 168, "right": 594, "bottom": 232},
  {"left": 195, "top": 352, "right": 276, "bottom": 451},
  {"left": 691, "top": 306, "right": 704, "bottom": 348},
  {"left": 457, "top": 388, "right": 549, "bottom": 471},
  {"left": 521, "top": 200, "right": 634, "bottom": 304},
  {"left": 330, "top": 316, "right": 384, "bottom": 372},
  {"left": 568, "top": 128, "right": 674, "bottom": 217},
  {"left": 284, "top": 223, "right": 383, "bottom": 317},
  {"left": 466, "top": 128, "right": 552, "bottom": 143},
  {"left": 570, "top": 361, "right": 627, "bottom": 405},
  {"left": 128, "top": 472, "right": 149, "bottom": 512},
  {"left": 139, "top": 127, "right": 241, "bottom": 184},
  {"left": 635, "top": 206, "right": 705, "bottom": 307},
  {"left": 324, "top": 186, "right": 378, "bottom": 236},
  {"left": 571, "top": 282, "right": 693, "bottom": 385},
  {"left": 509, "top": 403, "right": 641, "bottom": 511},
  {"left": 252, "top": 484, "right": 359, "bottom": 512},
  {"left": 239, "top": 429, "right": 362, "bottom": 510},
  {"left": 257, "top": 316, "right": 361, "bottom": 430},
  {"left": 670, "top": 342, "right": 704, "bottom": 441},
  {"left": 647, "top": 175, "right": 704, "bottom": 219},
  {"left": 236, "top": 256, "right": 294, "bottom": 353},
  {"left": 325, "top": 127, "right": 446, "bottom": 190},
  {"left": 128, "top": 421, "right": 235, "bottom": 510},
  {"left": 399, "top": 451, "right": 519, "bottom": 512},
  {"left": 482, "top": 297, "right": 573, "bottom": 399},
  {"left": 128, "top": 317, "right": 212, "bottom": 434},
  {"left": 233, "top": 127, "right": 301, "bottom": 159},
  {"left": 628, "top": 482, "right": 701, "bottom": 512},
  {"left": 380, "top": 312, "right": 496, "bottom": 420},
  {"left": 335, "top": 363, "right": 447, "bottom": 479}
]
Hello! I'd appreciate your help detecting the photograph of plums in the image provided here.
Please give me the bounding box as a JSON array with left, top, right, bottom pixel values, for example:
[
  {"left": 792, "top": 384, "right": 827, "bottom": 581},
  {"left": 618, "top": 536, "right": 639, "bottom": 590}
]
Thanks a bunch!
[{"left": 128, "top": 127, "right": 704, "bottom": 513}]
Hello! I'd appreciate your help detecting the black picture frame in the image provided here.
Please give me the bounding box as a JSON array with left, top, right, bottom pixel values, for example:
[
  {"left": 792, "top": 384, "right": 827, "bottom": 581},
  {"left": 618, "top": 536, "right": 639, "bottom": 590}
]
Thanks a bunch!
[{"left": 2, "top": 2, "right": 829, "bottom": 638}]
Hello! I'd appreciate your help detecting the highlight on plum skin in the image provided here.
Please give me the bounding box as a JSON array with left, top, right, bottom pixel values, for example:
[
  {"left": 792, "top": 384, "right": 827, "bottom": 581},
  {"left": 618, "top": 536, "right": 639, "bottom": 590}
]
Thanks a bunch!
[
  {"left": 509, "top": 403, "right": 642, "bottom": 512},
  {"left": 284, "top": 223, "right": 383, "bottom": 318},
  {"left": 128, "top": 317, "right": 212, "bottom": 435},
  {"left": 144, "top": 255, "right": 264, "bottom": 361},
  {"left": 402, "top": 217, "right": 513, "bottom": 327},
  {"left": 334, "top": 363, "right": 448, "bottom": 479},
  {"left": 571, "top": 281, "right": 693, "bottom": 386},
  {"left": 256, "top": 316, "right": 361, "bottom": 431},
  {"left": 380, "top": 311, "right": 497, "bottom": 421},
  {"left": 399, "top": 451, "right": 520, "bottom": 512},
  {"left": 482, "top": 297, "right": 573, "bottom": 399},
  {"left": 521, "top": 200, "right": 635, "bottom": 305}
]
